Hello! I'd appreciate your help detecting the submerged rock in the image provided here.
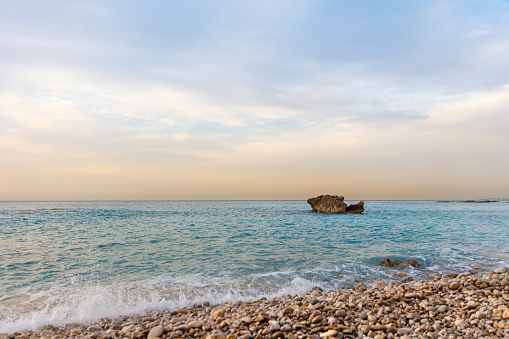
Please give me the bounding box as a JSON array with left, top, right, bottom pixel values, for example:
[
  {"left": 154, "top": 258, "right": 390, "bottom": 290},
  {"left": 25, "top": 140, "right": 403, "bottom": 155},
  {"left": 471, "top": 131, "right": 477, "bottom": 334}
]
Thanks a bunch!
[
  {"left": 307, "top": 195, "right": 364, "bottom": 214},
  {"left": 381, "top": 258, "right": 421, "bottom": 268}
]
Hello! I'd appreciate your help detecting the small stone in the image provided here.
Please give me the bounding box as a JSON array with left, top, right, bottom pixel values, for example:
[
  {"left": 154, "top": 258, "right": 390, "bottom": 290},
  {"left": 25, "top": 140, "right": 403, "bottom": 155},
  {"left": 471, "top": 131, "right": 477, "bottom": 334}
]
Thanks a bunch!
[
  {"left": 386, "top": 323, "right": 397, "bottom": 333},
  {"left": 397, "top": 328, "right": 412, "bottom": 335},
  {"left": 148, "top": 325, "right": 164, "bottom": 338},
  {"left": 454, "top": 319, "right": 469, "bottom": 329},
  {"left": 370, "top": 325, "right": 387, "bottom": 331},
  {"left": 213, "top": 308, "right": 226, "bottom": 320},
  {"left": 40, "top": 330, "right": 55, "bottom": 337},
  {"left": 359, "top": 325, "right": 370, "bottom": 334},
  {"left": 494, "top": 266, "right": 508, "bottom": 274},
  {"left": 437, "top": 305, "right": 448, "bottom": 313},
  {"left": 188, "top": 320, "right": 203, "bottom": 328},
  {"left": 408, "top": 259, "right": 420, "bottom": 268},
  {"left": 254, "top": 314, "right": 265, "bottom": 322},
  {"left": 354, "top": 277, "right": 363, "bottom": 283},
  {"left": 405, "top": 293, "right": 418, "bottom": 298},
  {"left": 311, "top": 315, "right": 324, "bottom": 324},
  {"left": 283, "top": 307, "right": 294, "bottom": 314},
  {"left": 280, "top": 324, "right": 292, "bottom": 332},
  {"left": 175, "top": 324, "right": 189, "bottom": 331},
  {"left": 335, "top": 309, "right": 347, "bottom": 317},
  {"left": 449, "top": 281, "right": 460, "bottom": 290},
  {"left": 87, "top": 326, "right": 103, "bottom": 332},
  {"left": 503, "top": 309, "right": 509, "bottom": 319},
  {"left": 476, "top": 311, "right": 487, "bottom": 319},
  {"left": 319, "top": 330, "right": 338, "bottom": 337},
  {"left": 175, "top": 308, "right": 187, "bottom": 314},
  {"left": 466, "top": 301, "right": 479, "bottom": 310},
  {"left": 69, "top": 328, "right": 82, "bottom": 336},
  {"left": 240, "top": 316, "right": 252, "bottom": 324},
  {"left": 273, "top": 331, "right": 285, "bottom": 338},
  {"left": 367, "top": 315, "right": 377, "bottom": 322}
]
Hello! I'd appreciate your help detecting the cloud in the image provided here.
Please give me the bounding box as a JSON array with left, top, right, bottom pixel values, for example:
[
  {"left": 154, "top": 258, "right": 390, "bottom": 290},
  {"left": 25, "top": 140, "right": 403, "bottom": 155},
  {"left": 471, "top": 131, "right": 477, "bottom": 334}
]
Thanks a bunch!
[{"left": 1, "top": 1, "right": 509, "bottom": 199}]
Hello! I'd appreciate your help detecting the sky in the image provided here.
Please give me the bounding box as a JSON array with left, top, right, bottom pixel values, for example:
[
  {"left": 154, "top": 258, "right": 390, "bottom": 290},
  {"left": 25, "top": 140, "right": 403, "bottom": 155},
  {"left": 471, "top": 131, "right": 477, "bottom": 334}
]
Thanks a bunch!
[{"left": 1, "top": 0, "right": 509, "bottom": 200}]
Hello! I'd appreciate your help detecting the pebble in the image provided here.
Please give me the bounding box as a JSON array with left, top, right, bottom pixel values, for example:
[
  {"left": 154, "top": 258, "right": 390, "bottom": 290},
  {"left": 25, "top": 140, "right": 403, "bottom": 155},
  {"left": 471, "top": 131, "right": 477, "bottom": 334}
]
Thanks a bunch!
[
  {"left": 494, "top": 266, "right": 508, "bottom": 273},
  {"left": 397, "top": 328, "right": 413, "bottom": 335},
  {"left": 311, "top": 315, "right": 324, "bottom": 323},
  {"left": 319, "top": 330, "right": 338, "bottom": 337},
  {"left": 87, "top": 326, "right": 102, "bottom": 332},
  {"left": 148, "top": 325, "right": 164, "bottom": 338},
  {"left": 283, "top": 307, "right": 294, "bottom": 314},
  {"left": 449, "top": 281, "right": 460, "bottom": 289},
  {"left": 7, "top": 266, "right": 509, "bottom": 339},
  {"left": 188, "top": 320, "right": 203, "bottom": 328}
]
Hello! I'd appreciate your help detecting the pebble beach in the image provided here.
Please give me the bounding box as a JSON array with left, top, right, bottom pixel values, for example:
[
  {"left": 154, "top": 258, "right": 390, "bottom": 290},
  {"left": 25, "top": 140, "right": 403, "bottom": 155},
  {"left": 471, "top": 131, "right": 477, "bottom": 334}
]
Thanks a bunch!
[{"left": 4, "top": 266, "right": 509, "bottom": 339}]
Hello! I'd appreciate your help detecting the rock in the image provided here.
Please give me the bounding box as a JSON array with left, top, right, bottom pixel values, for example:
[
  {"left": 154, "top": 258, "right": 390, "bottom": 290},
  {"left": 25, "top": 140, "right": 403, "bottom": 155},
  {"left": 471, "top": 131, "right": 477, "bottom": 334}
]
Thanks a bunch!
[
  {"left": 397, "top": 328, "right": 412, "bottom": 335},
  {"left": 465, "top": 301, "right": 479, "bottom": 310},
  {"left": 188, "top": 320, "right": 203, "bottom": 328},
  {"left": 335, "top": 309, "right": 347, "bottom": 317},
  {"left": 69, "top": 328, "right": 82, "bottom": 336},
  {"left": 476, "top": 311, "right": 487, "bottom": 319},
  {"left": 408, "top": 259, "right": 420, "bottom": 268},
  {"left": 503, "top": 309, "right": 509, "bottom": 319},
  {"left": 320, "top": 330, "right": 338, "bottom": 337},
  {"left": 87, "top": 326, "right": 103, "bottom": 332},
  {"left": 449, "top": 281, "right": 460, "bottom": 290},
  {"left": 381, "top": 258, "right": 420, "bottom": 268},
  {"left": 148, "top": 325, "right": 164, "bottom": 338},
  {"left": 212, "top": 308, "right": 226, "bottom": 320},
  {"left": 381, "top": 259, "right": 402, "bottom": 267},
  {"left": 307, "top": 195, "right": 364, "bottom": 214},
  {"left": 240, "top": 317, "right": 252, "bottom": 324},
  {"left": 281, "top": 324, "right": 292, "bottom": 331},
  {"left": 437, "top": 305, "right": 448, "bottom": 313},
  {"left": 494, "top": 266, "right": 508, "bottom": 273},
  {"left": 345, "top": 200, "right": 364, "bottom": 214},
  {"left": 283, "top": 307, "right": 294, "bottom": 315},
  {"left": 40, "top": 330, "right": 55, "bottom": 336},
  {"left": 311, "top": 315, "right": 324, "bottom": 323}
]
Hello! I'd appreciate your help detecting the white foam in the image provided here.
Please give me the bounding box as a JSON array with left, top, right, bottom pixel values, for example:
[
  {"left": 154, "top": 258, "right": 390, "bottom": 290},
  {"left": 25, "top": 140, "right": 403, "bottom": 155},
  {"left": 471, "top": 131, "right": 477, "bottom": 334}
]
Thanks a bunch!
[{"left": 0, "top": 273, "right": 336, "bottom": 334}]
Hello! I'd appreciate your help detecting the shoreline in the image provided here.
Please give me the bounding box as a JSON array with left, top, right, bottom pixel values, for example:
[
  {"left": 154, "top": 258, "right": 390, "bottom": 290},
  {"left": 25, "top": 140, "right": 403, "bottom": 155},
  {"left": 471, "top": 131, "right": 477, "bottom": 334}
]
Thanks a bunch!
[{"left": 3, "top": 267, "right": 509, "bottom": 339}]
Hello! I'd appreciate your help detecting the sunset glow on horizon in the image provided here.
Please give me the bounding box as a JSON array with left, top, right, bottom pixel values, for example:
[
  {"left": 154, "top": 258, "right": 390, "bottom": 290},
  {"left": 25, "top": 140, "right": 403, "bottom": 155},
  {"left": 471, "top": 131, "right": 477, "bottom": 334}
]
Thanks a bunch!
[{"left": 1, "top": 1, "right": 509, "bottom": 201}]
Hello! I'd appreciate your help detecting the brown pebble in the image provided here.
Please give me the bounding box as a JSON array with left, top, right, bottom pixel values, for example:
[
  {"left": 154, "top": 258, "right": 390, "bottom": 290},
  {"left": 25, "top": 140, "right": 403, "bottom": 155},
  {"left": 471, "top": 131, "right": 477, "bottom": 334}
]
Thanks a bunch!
[
  {"left": 311, "top": 315, "right": 324, "bottom": 324},
  {"left": 449, "top": 281, "right": 460, "bottom": 289}
]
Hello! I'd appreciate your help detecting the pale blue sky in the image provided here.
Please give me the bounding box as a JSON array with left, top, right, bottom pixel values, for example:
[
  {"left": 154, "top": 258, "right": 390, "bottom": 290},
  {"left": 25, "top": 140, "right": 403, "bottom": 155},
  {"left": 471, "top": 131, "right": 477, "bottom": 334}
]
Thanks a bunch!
[{"left": 1, "top": 1, "right": 509, "bottom": 200}]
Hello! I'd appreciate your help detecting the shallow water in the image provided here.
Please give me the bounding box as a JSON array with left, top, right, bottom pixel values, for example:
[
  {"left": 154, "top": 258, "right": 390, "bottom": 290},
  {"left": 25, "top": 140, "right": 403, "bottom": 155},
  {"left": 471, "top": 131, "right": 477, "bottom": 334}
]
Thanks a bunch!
[{"left": 1, "top": 200, "right": 508, "bottom": 332}]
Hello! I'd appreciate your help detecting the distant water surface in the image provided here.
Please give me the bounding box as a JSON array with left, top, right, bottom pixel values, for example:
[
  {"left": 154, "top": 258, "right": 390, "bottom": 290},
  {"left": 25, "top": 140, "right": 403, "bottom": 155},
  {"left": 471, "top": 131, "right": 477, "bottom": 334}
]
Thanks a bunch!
[{"left": 1, "top": 200, "right": 508, "bottom": 333}]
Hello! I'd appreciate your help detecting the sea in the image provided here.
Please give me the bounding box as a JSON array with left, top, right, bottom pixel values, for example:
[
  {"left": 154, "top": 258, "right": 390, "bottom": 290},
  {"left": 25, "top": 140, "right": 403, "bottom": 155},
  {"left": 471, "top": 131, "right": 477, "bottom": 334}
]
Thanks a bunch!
[{"left": 1, "top": 200, "right": 508, "bottom": 333}]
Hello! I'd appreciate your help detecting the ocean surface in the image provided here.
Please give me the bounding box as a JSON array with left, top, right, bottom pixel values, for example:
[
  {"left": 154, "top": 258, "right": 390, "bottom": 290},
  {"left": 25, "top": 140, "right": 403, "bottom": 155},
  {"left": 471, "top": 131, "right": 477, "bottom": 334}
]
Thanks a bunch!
[{"left": 1, "top": 200, "right": 508, "bottom": 333}]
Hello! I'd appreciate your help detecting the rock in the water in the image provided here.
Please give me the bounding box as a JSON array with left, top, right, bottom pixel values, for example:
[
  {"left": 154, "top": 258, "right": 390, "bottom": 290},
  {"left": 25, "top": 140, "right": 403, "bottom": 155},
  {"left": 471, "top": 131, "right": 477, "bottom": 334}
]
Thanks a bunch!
[
  {"left": 307, "top": 195, "right": 364, "bottom": 214},
  {"left": 345, "top": 200, "right": 364, "bottom": 213},
  {"left": 381, "top": 259, "right": 402, "bottom": 267},
  {"left": 381, "top": 258, "right": 421, "bottom": 268},
  {"left": 408, "top": 259, "right": 421, "bottom": 268}
]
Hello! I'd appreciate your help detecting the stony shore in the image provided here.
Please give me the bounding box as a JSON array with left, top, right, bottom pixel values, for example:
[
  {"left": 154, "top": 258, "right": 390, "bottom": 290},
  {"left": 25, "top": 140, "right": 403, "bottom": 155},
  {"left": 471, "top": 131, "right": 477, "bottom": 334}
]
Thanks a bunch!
[{"left": 4, "top": 267, "right": 509, "bottom": 339}]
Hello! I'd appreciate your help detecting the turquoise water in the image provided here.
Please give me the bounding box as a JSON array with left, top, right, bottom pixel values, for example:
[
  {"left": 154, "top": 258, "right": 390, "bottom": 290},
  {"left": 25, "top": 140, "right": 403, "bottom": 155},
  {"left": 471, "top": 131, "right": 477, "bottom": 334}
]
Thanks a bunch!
[{"left": 1, "top": 200, "right": 508, "bottom": 333}]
